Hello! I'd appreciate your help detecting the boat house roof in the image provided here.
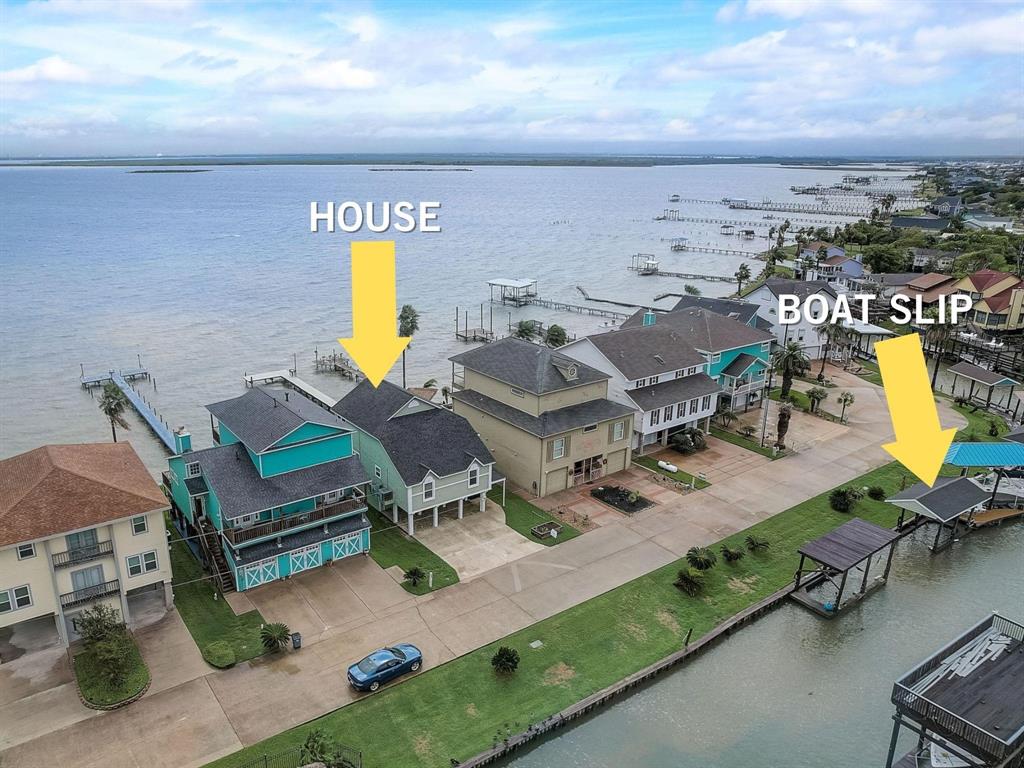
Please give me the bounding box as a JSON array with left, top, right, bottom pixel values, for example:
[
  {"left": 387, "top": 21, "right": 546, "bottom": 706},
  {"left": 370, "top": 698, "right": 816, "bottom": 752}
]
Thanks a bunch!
[
  {"left": 798, "top": 518, "right": 900, "bottom": 571},
  {"left": 948, "top": 361, "right": 1020, "bottom": 388},
  {"left": 885, "top": 476, "right": 990, "bottom": 523},
  {"left": 944, "top": 441, "right": 1024, "bottom": 468}
]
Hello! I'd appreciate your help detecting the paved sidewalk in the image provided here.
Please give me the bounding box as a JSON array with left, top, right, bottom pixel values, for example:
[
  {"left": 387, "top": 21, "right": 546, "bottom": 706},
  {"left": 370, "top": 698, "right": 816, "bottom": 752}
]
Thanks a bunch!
[{"left": 0, "top": 366, "right": 967, "bottom": 768}]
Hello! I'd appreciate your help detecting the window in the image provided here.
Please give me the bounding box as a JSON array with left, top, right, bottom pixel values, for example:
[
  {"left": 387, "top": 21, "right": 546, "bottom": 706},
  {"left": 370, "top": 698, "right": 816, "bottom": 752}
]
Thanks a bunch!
[
  {"left": 131, "top": 515, "right": 148, "bottom": 535},
  {"left": 797, "top": 329, "right": 806, "bottom": 341},
  {"left": 186, "top": 462, "right": 201, "bottom": 478},
  {"left": 613, "top": 421, "right": 624, "bottom": 441},
  {"left": 761, "top": 342, "right": 771, "bottom": 352},
  {"left": 17, "top": 543, "right": 35, "bottom": 560},
  {"left": 374, "top": 465, "right": 382, "bottom": 479},
  {"left": 676, "top": 402, "right": 686, "bottom": 419},
  {"left": 510, "top": 386, "right": 525, "bottom": 398},
  {"left": 663, "top": 406, "right": 673, "bottom": 422},
  {"left": 66, "top": 529, "right": 97, "bottom": 552},
  {"left": 636, "top": 378, "right": 646, "bottom": 387},
  {"left": 650, "top": 410, "right": 660, "bottom": 427},
  {"left": 689, "top": 399, "right": 699, "bottom": 415},
  {"left": 551, "top": 437, "right": 567, "bottom": 460},
  {"left": 583, "top": 424, "right": 597, "bottom": 433},
  {"left": 0, "top": 585, "right": 32, "bottom": 613},
  {"left": 711, "top": 353, "right": 721, "bottom": 363},
  {"left": 235, "top": 513, "right": 258, "bottom": 527},
  {"left": 468, "top": 467, "right": 479, "bottom": 488},
  {"left": 650, "top": 375, "right": 660, "bottom": 384},
  {"left": 423, "top": 479, "right": 435, "bottom": 501},
  {"left": 675, "top": 370, "right": 684, "bottom": 379},
  {"left": 126, "top": 551, "right": 158, "bottom": 577},
  {"left": 701, "top": 395, "right": 712, "bottom": 410}
]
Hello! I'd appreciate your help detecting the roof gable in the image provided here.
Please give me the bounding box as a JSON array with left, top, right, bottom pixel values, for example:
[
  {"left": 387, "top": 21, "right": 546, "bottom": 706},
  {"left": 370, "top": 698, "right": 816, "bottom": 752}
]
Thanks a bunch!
[
  {"left": 642, "top": 307, "right": 773, "bottom": 353},
  {"left": 207, "top": 387, "right": 348, "bottom": 453},
  {"left": 449, "top": 337, "right": 608, "bottom": 395},
  {"left": 580, "top": 325, "right": 705, "bottom": 380}
]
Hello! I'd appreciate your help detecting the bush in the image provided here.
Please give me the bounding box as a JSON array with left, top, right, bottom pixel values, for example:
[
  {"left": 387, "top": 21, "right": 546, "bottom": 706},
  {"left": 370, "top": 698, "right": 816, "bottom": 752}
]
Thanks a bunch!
[
  {"left": 76, "top": 603, "right": 123, "bottom": 645},
  {"left": 685, "top": 546, "right": 717, "bottom": 570},
  {"left": 745, "top": 534, "right": 770, "bottom": 552},
  {"left": 829, "top": 487, "right": 858, "bottom": 513},
  {"left": 92, "top": 630, "right": 134, "bottom": 687},
  {"left": 403, "top": 566, "right": 426, "bottom": 587},
  {"left": 491, "top": 646, "right": 520, "bottom": 674},
  {"left": 673, "top": 567, "right": 704, "bottom": 596},
  {"left": 260, "top": 622, "right": 291, "bottom": 652},
  {"left": 988, "top": 420, "right": 1002, "bottom": 437},
  {"left": 203, "top": 640, "right": 237, "bottom": 668},
  {"left": 867, "top": 485, "right": 886, "bottom": 501},
  {"left": 739, "top": 425, "right": 757, "bottom": 438},
  {"left": 721, "top": 545, "right": 745, "bottom": 563}
]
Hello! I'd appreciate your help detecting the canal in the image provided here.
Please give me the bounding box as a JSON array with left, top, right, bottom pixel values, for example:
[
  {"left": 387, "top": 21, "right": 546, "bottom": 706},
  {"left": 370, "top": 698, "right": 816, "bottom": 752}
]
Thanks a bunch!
[{"left": 503, "top": 523, "right": 1024, "bottom": 768}]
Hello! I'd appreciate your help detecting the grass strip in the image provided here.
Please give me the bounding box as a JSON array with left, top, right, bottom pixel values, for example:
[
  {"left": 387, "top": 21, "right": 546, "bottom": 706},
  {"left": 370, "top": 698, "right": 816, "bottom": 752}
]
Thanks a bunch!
[
  {"left": 633, "top": 455, "right": 711, "bottom": 488},
  {"left": 488, "top": 489, "right": 581, "bottom": 546},
  {"left": 365, "top": 506, "right": 459, "bottom": 594}
]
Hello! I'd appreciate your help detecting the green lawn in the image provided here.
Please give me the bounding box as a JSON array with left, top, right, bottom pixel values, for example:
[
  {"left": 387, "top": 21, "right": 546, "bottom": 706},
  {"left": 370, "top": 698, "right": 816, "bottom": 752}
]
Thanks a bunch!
[
  {"left": 633, "top": 455, "right": 711, "bottom": 489},
  {"left": 166, "top": 518, "right": 266, "bottom": 668},
  {"left": 709, "top": 426, "right": 781, "bottom": 459},
  {"left": 488, "top": 489, "right": 581, "bottom": 546},
  {"left": 206, "top": 461, "right": 914, "bottom": 768},
  {"left": 948, "top": 400, "right": 1008, "bottom": 442},
  {"left": 850, "top": 358, "right": 884, "bottom": 386},
  {"left": 74, "top": 634, "right": 149, "bottom": 707},
  {"left": 365, "top": 507, "right": 459, "bottom": 594},
  {"left": 769, "top": 387, "right": 840, "bottom": 420}
]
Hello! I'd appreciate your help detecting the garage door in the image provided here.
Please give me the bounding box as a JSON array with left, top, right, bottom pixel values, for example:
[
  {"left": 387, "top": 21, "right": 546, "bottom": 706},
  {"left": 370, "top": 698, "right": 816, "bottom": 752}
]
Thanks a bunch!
[
  {"left": 240, "top": 557, "right": 279, "bottom": 591},
  {"left": 331, "top": 532, "right": 364, "bottom": 560},
  {"left": 289, "top": 544, "right": 322, "bottom": 576},
  {"left": 606, "top": 448, "right": 627, "bottom": 474}
]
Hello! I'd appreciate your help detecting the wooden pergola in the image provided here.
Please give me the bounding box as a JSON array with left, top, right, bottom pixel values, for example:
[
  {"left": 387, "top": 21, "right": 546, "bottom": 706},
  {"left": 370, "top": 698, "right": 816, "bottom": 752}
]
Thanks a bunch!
[{"left": 791, "top": 518, "right": 900, "bottom": 618}]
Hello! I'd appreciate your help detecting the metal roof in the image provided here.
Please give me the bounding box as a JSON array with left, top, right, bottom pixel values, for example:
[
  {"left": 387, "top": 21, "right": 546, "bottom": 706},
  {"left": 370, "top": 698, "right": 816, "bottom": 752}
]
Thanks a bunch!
[
  {"left": 944, "top": 442, "right": 1024, "bottom": 468},
  {"left": 487, "top": 278, "right": 536, "bottom": 289}
]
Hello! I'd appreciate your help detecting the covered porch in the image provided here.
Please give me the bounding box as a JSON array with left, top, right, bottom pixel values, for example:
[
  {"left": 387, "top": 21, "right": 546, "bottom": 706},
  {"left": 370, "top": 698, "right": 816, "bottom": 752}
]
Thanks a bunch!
[{"left": 392, "top": 475, "right": 507, "bottom": 537}]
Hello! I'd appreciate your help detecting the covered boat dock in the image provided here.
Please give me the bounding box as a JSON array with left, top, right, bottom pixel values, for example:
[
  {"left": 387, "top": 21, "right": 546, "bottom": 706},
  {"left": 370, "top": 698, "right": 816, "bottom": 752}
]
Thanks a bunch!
[
  {"left": 791, "top": 518, "right": 900, "bottom": 618},
  {"left": 886, "top": 476, "right": 991, "bottom": 552},
  {"left": 488, "top": 278, "right": 538, "bottom": 307},
  {"left": 948, "top": 361, "right": 1021, "bottom": 418}
]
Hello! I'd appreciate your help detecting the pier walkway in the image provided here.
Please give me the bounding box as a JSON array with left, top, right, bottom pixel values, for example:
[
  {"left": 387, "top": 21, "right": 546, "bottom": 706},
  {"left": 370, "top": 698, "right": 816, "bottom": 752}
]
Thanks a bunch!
[
  {"left": 243, "top": 369, "right": 339, "bottom": 409},
  {"left": 81, "top": 367, "right": 176, "bottom": 452}
]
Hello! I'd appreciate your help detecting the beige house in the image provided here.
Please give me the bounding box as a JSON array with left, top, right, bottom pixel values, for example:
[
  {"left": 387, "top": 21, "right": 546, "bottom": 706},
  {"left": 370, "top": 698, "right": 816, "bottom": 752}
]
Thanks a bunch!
[
  {"left": 450, "top": 337, "right": 634, "bottom": 497},
  {"left": 0, "top": 443, "right": 173, "bottom": 647}
]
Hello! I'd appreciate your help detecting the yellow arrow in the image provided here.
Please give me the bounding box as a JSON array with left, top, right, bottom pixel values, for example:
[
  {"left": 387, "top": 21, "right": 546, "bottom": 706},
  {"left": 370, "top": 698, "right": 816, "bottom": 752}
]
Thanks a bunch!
[
  {"left": 338, "top": 241, "right": 410, "bottom": 388},
  {"left": 875, "top": 332, "right": 956, "bottom": 487}
]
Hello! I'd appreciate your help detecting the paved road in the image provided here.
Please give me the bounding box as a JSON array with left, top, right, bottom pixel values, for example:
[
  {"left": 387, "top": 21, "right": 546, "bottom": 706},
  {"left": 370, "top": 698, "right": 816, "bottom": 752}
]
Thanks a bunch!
[{"left": 0, "top": 367, "right": 966, "bottom": 768}]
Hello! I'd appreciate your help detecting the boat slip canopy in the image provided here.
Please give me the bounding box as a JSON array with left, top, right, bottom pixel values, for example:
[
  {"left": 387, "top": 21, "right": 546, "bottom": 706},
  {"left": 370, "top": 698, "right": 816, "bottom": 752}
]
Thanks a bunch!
[
  {"left": 944, "top": 441, "right": 1024, "bottom": 468},
  {"left": 947, "top": 361, "right": 1020, "bottom": 388},
  {"left": 886, "top": 476, "right": 990, "bottom": 523}
]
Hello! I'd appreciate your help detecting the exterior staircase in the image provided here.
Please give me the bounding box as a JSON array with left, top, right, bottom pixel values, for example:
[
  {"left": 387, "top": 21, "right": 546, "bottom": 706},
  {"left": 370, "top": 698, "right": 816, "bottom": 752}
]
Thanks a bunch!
[{"left": 197, "top": 518, "right": 235, "bottom": 594}]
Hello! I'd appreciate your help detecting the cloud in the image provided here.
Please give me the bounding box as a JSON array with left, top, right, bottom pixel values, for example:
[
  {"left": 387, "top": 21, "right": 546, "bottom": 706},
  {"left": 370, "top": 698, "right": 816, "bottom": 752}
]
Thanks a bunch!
[
  {"left": 254, "top": 59, "right": 378, "bottom": 92},
  {"left": 345, "top": 15, "right": 380, "bottom": 43},
  {"left": 2, "top": 55, "right": 91, "bottom": 84},
  {"left": 489, "top": 18, "right": 556, "bottom": 39}
]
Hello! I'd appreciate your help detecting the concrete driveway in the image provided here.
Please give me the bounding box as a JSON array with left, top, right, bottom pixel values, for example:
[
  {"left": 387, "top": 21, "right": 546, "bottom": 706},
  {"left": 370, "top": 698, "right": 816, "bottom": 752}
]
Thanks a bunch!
[{"left": 414, "top": 499, "right": 546, "bottom": 580}]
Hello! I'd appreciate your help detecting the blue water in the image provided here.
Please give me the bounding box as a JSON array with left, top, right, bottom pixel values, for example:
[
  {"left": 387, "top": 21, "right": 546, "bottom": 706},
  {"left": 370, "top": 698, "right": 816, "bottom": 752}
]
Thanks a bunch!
[{"left": 0, "top": 163, "right": 905, "bottom": 471}]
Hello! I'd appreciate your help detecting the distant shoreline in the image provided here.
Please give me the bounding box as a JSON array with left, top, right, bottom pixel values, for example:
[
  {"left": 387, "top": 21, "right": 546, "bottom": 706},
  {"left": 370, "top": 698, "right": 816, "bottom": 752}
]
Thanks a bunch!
[
  {"left": 0, "top": 153, "right": 963, "bottom": 170},
  {"left": 127, "top": 169, "right": 212, "bottom": 174}
]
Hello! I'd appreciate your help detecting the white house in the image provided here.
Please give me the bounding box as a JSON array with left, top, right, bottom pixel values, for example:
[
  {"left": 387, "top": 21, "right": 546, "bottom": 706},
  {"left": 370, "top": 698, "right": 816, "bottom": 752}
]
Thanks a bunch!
[
  {"left": 745, "top": 279, "right": 839, "bottom": 359},
  {"left": 561, "top": 323, "right": 720, "bottom": 452}
]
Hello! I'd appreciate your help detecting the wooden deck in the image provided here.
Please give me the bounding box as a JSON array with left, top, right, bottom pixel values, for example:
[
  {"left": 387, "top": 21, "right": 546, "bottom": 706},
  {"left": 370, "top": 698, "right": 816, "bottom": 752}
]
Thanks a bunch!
[
  {"left": 243, "top": 369, "right": 338, "bottom": 410},
  {"left": 969, "top": 506, "right": 1024, "bottom": 527}
]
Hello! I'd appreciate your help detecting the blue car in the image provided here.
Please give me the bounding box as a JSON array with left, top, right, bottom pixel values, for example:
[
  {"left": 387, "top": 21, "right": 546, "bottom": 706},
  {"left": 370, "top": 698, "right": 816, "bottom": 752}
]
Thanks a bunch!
[{"left": 347, "top": 644, "right": 423, "bottom": 692}]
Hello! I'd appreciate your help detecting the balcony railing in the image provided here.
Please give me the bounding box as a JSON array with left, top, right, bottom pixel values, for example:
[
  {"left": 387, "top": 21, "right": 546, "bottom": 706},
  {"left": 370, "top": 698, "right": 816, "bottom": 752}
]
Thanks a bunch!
[
  {"left": 161, "top": 470, "right": 173, "bottom": 490},
  {"left": 52, "top": 540, "right": 114, "bottom": 569},
  {"left": 60, "top": 579, "right": 121, "bottom": 609},
  {"left": 223, "top": 496, "right": 367, "bottom": 546},
  {"left": 211, "top": 424, "right": 221, "bottom": 443},
  {"left": 725, "top": 378, "right": 763, "bottom": 394}
]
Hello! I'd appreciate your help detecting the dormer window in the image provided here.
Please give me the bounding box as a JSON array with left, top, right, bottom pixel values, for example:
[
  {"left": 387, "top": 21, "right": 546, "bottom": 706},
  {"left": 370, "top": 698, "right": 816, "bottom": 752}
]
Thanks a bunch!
[
  {"left": 468, "top": 467, "right": 479, "bottom": 488},
  {"left": 423, "top": 479, "right": 435, "bottom": 502},
  {"left": 186, "top": 462, "right": 201, "bottom": 478}
]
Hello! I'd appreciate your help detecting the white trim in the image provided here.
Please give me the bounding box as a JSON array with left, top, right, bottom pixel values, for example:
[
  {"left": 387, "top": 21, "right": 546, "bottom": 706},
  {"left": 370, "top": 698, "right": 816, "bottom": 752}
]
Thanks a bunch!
[
  {"left": 262, "top": 425, "right": 352, "bottom": 453},
  {"left": 422, "top": 478, "right": 436, "bottom": 502},
  {"left": 131, "top": 515, "right": 148, "bottom": 535},
  {"left": 551, "top": 436, "right": 567, "bottom": 460},
  {"left": 16, "top": 543, "right": 35, "bottom": 560},
  {"left": 467, "top": 467, "right": 479, "bottom": 488},
  {"left": 0, "top": 584, "right": 33, "bottom": 613},
  {"left": 126, "top": 550, "right": 158, "bottom": 577}
]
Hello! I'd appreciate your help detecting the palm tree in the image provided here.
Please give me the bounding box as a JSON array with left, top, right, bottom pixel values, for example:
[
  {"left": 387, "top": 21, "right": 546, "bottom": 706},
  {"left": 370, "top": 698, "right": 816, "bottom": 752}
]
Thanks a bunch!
[
  {"left": 685, "top": 546, "right": 717, "bottom": 571},
  {"left": 544, "top": 324, "right": 568, "bottom": 347},
  {"left": 837, "top": 391, "right": 854, "bottom": 423},
  {"left": 673, "top": 567, "right": 704, "bottom": 597},
  {"left": 923, "top": 308, "right": 956, "bottom": 390},
  {"left": 817, "top": 245, "right": 829, "bottom": 263},
  {"left": 734, "top": 263, "right": 752, "bottom": 294},
  {"left": 98, "top": 382, "right": 130, "bottom": 443},
  {"left": 684, "top": 284, "right": 701, "bottom": 296},
  {"left": 422, "top": 378, "right": 438, "bottom": 389},
  {"left": 817, "top": 321, "right": 849, "bottom": 376},
  {"left": 772, "top": 341, "right": 809, "bottom": 398},
  {"left": 513, "top": 320, "right": 537, "bottom": 340},
  {"left": 397, "top": 305, "right": 420, "bottom": 389},
  {"left": 806, "top": 387, "right": 828, "bottom": 414},
  {"left": 775, "top": 402, "right": 793, "bottom": 450}
]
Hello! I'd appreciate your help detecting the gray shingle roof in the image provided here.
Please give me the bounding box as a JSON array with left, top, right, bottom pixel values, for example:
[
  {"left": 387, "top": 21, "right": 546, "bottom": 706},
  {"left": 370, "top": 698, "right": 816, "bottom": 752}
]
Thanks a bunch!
[
  {"left": 620, "top": 296, "right": 760, "bottom": 329},
  {"left": 450, "top": 337, "right": 608, "bottom": 394},
  {"left": 886, "top": 476, "right": 989, "bottom": 523},
  {"left": 207, "top": 387, "right": 348, "bottom": 453},
  {"left": 762, "top": 279, "right": 838, "bottom": 300},
  {"left": 721, "top": 353, "right": 762, "bottom": 377},
  {"left": 579, "top": 325, "right": 705, "bottom": 380},
  {"left": 452, "top": 389, "right": 633, "bottom": 438},
  {"left": 626, "top": 374, "right": 720, "bottom": 412},
  {"left": 634, "top": 307, "right": 773, "bottom": 353},
  {"left": 891, "top": 216, "right": 950, "bottom": 230},
  {"left": 332, "top": 380, "right": 495, "bottom": 485},
  {"left": 234, "top": 513, "right": 370, "bottom": 565},
  {"left": 189, "top": 443, "right": 368, "bottom": 520}
]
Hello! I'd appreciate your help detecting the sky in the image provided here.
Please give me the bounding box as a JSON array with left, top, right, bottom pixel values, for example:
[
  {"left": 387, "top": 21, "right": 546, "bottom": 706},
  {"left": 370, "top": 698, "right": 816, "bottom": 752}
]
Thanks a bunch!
[{"left": 1, "top": 0, "right": 1022, "bottom": 158}]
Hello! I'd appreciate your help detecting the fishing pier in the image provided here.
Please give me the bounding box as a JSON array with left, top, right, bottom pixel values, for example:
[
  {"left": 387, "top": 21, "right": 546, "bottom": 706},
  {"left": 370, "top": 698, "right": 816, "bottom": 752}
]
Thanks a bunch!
[
  {"left": 313, "top": 348, "right": 362, "bottom": 380},
  {"left": 484, "top": 277, "right": 630, "bottom": 321},
  {"left": 80, "top": 364, "right": 177, "bottom": 453},
  {"left": 627, "top": 254, "right": 736, "bottom": 283},
  {"left": 243, "top": 369, "right": 339, "bottom": 410},
  {"left": 666, "top": 240, "right": 764, "bottom": 258},
  {"left": 728, "top": 199, "right": 877, "bottom": 217}
]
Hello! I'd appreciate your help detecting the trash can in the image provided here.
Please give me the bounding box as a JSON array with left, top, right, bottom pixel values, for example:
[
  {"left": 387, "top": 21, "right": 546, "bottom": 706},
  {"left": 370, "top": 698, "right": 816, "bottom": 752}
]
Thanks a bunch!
[{"left": 291, "top": 632, "right": 302, "bottom": 650}]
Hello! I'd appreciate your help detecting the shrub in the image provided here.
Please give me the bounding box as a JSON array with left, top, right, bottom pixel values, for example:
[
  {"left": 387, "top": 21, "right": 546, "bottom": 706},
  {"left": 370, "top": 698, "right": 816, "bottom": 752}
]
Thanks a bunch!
[
  {"left": 739, "top": 425, "right": 757, "bottom": 438},
  {"left": 76, "top": 603, "right": 123, "bottom": 646},
  {"left": 491, "top": 646, "right": 520, "bottom": 674},
  {"left": 745, "top": 534, "right": 770, "bottom": 552},
  {"left": 260, "top": 622, "right": 291, "bottom": 652},
  {"left": 721, "top": 545, "right": 745, "bottom": 563},
  {"left": 673, "top": 567, "right": 704, "bottom": 596},
  {"left": 92, "top": 630, "right": 134, "bottom": 687},
  {"left": 685, "top": 546, "right": 717, "bottom": 570},
  {"left": 867, "top": 485, "right": 886, "bottom": 501},
  {"left": 203, "top": 640, "right": 236, "bottom": 668},
  {"left": 829, "top": 487, "right": 858, "bottom": 513},
  {"left": 988, "top": 419, "right": 1002, "bottom": 437},
  {"left": 403, "top": 566, "right": 426, "bottom": 587}
]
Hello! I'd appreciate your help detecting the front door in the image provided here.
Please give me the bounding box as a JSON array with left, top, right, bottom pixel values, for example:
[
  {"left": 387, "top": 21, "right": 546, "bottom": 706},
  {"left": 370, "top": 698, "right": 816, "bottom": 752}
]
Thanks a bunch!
[{"left": 193, "top": 495, "right": 206, "bottom": 522}]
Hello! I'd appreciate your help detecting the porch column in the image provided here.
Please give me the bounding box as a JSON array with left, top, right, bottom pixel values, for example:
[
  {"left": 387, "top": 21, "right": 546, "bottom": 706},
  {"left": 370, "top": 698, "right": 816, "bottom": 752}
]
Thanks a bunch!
[
  {"left": 458, "top": 498, "right": 464, "bottom": 519},
  {"left": 407, "top": 510, "right": 415, "bottom": 537},
  {"left": 391, "top": 503, "right": 398, "bottom": 524},
  {"left": 479, "top": 493, "right": 486, "bottom": 511},
  {"left": 432, "top": 506, "right": 439, "bottom": 527}
]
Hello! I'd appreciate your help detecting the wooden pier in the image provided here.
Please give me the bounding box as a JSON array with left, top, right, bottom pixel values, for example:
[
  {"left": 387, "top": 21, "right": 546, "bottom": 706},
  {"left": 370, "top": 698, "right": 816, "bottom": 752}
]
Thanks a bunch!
[
  {"left": 656, "top": 212, "right": 856, "bottom": 227},
  {"left": 243, "top": 369, "right": 339, "bottom": 410},
  {"left": 729, "top": 199, "right": 877, "bottom": 217},
  {"left": 455, "top": 305, "right": 496, "bottom": 343},
  {"left": 81, "top": 365, "right": 176, "bottom": 452},
  {"left": 666, "top": 241, "right": 765, "bottom": 257},
  {"left": 527, "top": 295, "right": 630, "bottom": 320},
  {"left": 627, "top": 255, "right": 736, "bottom": 282},
  {"left": 313, "top": 348, "right": 362, "bottom": 380}
]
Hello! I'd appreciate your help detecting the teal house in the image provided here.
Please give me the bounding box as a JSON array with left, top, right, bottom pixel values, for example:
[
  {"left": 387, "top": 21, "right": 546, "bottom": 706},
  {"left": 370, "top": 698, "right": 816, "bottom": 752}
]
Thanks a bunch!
[
  {"left": 331, "top": 380, "right": 502, "bottom": 536},
  {"left": 163, "top": 387, "right": 370, "bottom": 592}
]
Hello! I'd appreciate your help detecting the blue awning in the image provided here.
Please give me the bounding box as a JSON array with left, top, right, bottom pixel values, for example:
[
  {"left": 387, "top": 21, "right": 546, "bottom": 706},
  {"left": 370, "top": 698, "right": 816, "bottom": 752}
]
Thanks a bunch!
[{"left": 944, "top": 442, "right": 1024, "bottom": 468}]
